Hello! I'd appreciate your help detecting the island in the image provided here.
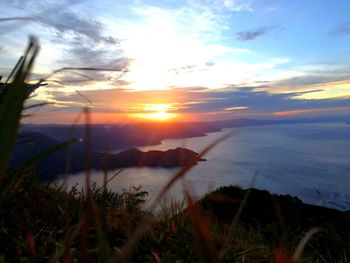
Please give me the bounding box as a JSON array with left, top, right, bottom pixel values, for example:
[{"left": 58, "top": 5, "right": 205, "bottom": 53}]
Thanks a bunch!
[{"left": 109, "top": 147, "right": 206, "bottom": 168}]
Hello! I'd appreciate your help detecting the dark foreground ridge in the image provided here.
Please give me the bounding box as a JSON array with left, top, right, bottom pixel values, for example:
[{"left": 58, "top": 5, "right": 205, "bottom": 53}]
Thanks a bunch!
[
  {"left": 11, "top": 132, "right": 204, "bottom": 180},
  {"left": 195, "top": 185, "right": 350, "bottom": 262},
  {"left": 200, "top": 185, "right": 350, "bottom": 233},
  {"left": 1, "top": 181, "right": 349, "bottom": 262}
]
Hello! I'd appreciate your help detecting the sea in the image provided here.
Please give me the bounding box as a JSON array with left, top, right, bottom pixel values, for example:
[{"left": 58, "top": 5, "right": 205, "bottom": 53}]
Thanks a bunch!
[{"left": 55, "top": 122, "right": 350, "bottom": 211}]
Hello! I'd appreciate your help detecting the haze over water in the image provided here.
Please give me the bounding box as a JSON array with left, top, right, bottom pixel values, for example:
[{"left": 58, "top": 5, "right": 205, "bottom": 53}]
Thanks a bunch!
[{"left": 59, "top": 123, "right": 350, "bottom": 210}]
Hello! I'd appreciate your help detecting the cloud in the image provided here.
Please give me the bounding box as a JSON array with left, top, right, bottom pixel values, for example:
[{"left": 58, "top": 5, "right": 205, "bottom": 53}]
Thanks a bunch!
[
  {"left": 331, "top": 21, "right": 350, "bottom": 36},
  {"left": 52, "top": 41, "right": 129, "bottom": 86},
  {"left": 1, "top": 0, "right": 128, "bottom": 88},
  {"left": 263, "top": 64, "right": 350, "bottom": 97},
  {"left": 224, "top": 106, "right": 249, "bottom": 111},
  {"left": 189, "top": 0, "right": 253, "bottom": 12},
  {"left": 5, "top": 0, "right": 120, "bottom": 44},
  {"left": 37, "top": 84, "right": 350, "bottom": 118},
  {"left": 63, "top": 45, "right": 108, "bottom": 65},
  {"left": 274, "top": 107, "right": 350, "bottom": 117},
  {"left": 168, "top": 62, "right": 216, "bottom": 75},
  {"left": 166, "top": 86, "right": 350, "bottom": 117},
  {"left": 4, "top": 0, "right": 350, "bottom": 122},
  {"left": 218, "top": 0, "right": 253, "bottom": 12},
  {"left": 130, "top": 4, "right": 229, "bottom": 39},
  {"left": 34, "top": 7, "right": 128, "bottom": 83},
  {"left": 38, "top": 57, "right": 350, "bottom": 115},
  {"left": 2, "top": 1, "right": 117, "bottom": 44},
  {"left": 290, "top": 80, "right": 350, "bottom": 100},
  {"left": 27, "top": 80, "right": 350, "bottom": 124},
  {"left": 61, "top": 42, "right": 128, "bottom": 67},
  {"left": 236, "top": 26, "right": 270, "bottom": 41},
  {"left": 38, "top": 11, "right": 119, "bottom": 45}
]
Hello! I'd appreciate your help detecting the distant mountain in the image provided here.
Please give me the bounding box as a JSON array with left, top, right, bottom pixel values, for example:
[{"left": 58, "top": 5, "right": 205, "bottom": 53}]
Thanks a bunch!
[
  {"left": 21, "top": 116, "right": 350, "bottom": 152},
  {"left": 21, "top": 123, "right": 209, "bottom": 151},
  {"left": 15, "top": 116, "right": 349, "bottom": 180},
  {"left": 11, "top": 132, "right": 204, "bottom": 181}
]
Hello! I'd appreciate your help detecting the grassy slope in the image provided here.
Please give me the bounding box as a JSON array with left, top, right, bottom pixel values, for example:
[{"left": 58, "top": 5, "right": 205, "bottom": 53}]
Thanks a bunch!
[{"left": 0, "top": 178, "right": 349, "bottom": 262}]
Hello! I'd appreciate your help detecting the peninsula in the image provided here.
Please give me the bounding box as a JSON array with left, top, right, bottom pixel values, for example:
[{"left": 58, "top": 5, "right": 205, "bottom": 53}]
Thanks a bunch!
[{"left": 11, "top": 132, "right": 204, "bottom": 180}]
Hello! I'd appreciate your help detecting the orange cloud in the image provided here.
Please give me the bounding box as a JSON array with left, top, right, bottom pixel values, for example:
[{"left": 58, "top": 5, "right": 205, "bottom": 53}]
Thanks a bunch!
[
  {"left": 292, "top": 80, "right": 350, "bottom": 100},
  {"left": 274, "top": 107, "right": 350, "bottom": 117}
]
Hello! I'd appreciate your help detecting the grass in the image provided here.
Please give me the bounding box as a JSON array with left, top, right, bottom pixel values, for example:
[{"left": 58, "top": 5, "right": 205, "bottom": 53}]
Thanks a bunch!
[
  {"left": 0, "top": 37, "right": 349, "bottom": 262},
  {"left": 2, "top": 178, "right": 348, "bottom": 262}
]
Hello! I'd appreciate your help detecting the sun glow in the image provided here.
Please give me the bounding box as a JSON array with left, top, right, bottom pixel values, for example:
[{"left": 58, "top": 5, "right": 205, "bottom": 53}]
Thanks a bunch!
[{"left": 131, "top": 104, "right": 177, "bottom": 121}]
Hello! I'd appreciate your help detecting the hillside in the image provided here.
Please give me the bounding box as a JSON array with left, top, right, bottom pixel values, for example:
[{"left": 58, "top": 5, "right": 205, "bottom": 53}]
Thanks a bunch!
[
  {"left": 11, "top": 132, "right": 204, "bottom": 180},
  {"left": 1, "top": 180, "right": 349, "bottom": 262}
]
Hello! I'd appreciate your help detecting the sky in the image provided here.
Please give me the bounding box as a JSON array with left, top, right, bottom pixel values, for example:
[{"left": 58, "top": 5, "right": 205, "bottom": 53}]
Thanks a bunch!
[{"left": 1, "top": 0, "right": 350, "bottom": 123}]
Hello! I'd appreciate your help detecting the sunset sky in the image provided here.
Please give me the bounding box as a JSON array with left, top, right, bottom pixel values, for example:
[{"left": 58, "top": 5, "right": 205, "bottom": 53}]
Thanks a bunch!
[{"left": 1, "top": 0, "right": 350, "bottom": 123}]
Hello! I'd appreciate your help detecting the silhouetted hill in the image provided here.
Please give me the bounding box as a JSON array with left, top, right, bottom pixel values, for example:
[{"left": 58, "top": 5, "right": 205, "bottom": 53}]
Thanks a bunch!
[
  {"left": 22, "top": 116, "right": 350, "bottom": 152},
  {"left": 113, "top": 147, "right": 204, "bottom": 167},
  {"left": 11, "top": 132, "right": 203, "bottom": 180},
  {"left": 21, "top": 123, "right": 208, "bottom": 151},
  {"left": 11, "top": 132, "right": 73, "bottom": 171},
  {"left": 199, "top": 186, "right": 350, "bottom": 259},
  {"left": 14, "top": 132, "right": 60, "bottom": 155}
]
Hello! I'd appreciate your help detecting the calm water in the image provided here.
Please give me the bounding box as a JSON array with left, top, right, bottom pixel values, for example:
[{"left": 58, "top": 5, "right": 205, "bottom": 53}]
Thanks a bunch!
[{"left": 56, "top": 123, "right": 350, "bottom": 210}]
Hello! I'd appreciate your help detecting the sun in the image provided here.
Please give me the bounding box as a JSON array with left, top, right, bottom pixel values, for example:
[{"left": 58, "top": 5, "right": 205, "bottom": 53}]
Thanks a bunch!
[
  {"left": 131, "top": 104, "right": 177, "bottom": 121},
  {"left": 145, "top": 111, "right": 175, "bottom": 121}
]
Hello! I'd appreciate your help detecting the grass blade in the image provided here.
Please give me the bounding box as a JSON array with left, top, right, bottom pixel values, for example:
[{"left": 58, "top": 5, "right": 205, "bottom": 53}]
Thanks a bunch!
[
  {"left": 119, "top": 132, "right": 235, "bottom": 260},
  {"left": 0, "top": 36, "right": 39, "bottom": 178},
  {"left": 292, "top": 227, "right": 322, "bottom": 262}
]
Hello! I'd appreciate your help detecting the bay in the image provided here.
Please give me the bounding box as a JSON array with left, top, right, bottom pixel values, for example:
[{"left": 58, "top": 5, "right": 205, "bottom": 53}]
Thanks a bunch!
[{"left": 56, "top": 123, "right": 350, "bottom": 210}]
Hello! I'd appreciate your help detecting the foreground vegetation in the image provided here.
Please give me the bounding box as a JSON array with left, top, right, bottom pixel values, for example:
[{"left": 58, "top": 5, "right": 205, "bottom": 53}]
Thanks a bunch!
[
  {"left": 1, "top": 37, "right": 349, "bottom": 262},
  {"left": 0, "top": 177, "right": 349, "bottom": 262}
]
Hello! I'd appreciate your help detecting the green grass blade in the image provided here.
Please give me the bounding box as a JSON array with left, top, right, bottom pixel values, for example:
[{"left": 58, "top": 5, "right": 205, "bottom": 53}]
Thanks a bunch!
[{"left": 0, "top": 36, "right": 39, "bottom": 178}]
